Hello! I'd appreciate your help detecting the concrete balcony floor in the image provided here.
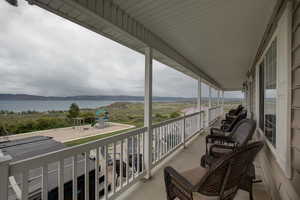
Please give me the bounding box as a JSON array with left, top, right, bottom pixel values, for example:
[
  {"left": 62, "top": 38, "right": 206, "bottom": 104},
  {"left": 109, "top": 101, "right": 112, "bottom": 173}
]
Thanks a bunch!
[{"left": 120, "top": 132, "right": 271, "bottom": 200}]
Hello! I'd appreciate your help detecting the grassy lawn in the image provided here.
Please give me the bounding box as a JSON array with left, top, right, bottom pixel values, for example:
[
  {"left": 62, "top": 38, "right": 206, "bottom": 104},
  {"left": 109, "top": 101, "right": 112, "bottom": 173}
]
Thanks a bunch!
[
  {"left": 63, "top": 102, "right": 194, "bottom": 146},
  {"left": 63, "top": 102, "right": 200, "bottom": 146},
  {"left": 1, "top": 102, "right": 194, "bottom": 135}
]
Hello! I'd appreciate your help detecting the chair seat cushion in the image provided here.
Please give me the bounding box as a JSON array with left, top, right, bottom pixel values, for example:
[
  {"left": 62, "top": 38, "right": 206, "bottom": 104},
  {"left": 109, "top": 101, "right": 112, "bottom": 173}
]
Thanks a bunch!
[{"left": 181, "top": 167, "right": 208, "bottom": 185}]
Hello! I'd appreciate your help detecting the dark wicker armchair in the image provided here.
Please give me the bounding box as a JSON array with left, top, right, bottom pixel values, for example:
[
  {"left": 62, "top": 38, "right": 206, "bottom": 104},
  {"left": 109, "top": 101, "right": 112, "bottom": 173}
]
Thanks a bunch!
[
  {"left": 224, "top": 105, "right": 244, "bottom": 120},
  {"left": 202, "top": 119, "right": 256, "bottom": 167},
  {"left": 164, "top": 141, "right": 264, "bottom": 200},
  {"left": 210, "top": 110, "right": 247, "bottom": 137}
]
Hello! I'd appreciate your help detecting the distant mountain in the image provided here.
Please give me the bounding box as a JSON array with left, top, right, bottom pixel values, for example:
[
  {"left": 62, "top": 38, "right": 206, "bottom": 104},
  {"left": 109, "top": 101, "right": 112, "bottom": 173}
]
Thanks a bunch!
[{"left": 0, "top": 94, "right": 242, "bottom": 102}]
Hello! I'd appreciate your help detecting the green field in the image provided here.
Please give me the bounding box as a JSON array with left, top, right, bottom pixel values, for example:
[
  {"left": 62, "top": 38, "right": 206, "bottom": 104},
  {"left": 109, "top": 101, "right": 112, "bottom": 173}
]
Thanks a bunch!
[
  {"left": 0, "top": 102, "right": 196, "bottom": 135},
  {"left": 0, "top": 101, "right": 240, "bottom": 146}
]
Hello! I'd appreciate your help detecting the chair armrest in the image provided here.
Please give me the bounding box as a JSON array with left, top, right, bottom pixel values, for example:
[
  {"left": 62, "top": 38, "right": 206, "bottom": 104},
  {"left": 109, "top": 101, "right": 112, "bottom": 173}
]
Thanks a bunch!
[
  {"left": 221, "top": 119, "right": 230, "bottom": 124},
  {"left": 210, "top": 128, "right": 225, "bottom": 136},
  {"left": 164, "top": 167, "right": 194, "bottom": 195},
  {"left": 206, "top": 135, "right": 231, "bottom": 143},
  {"left": 221, "top": 118, "right": 234, "bottom": 125},
  {"left": 209, "top": 144, "right": 235, "bottom": 158},
  {"left": 205, "top": 135, "right": 235, "bottom": 155},
  {"left": 226, "top": 115, "right": 238, "bottom": 121},
  {"left": 210, "top": 144, "right": 236, "bottom": 151}
]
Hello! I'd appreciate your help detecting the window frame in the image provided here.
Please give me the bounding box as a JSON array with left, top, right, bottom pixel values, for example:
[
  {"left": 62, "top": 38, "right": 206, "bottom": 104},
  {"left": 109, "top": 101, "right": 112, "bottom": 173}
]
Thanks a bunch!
[
  {"left": 264, "top": 39, "right": 277, "bottom": 147},
  {"left": 255, "top": 5, "right": 292, "bottom": 178},
  {"left": 259, "top": 61, "right": 265, "bottom": 132}
]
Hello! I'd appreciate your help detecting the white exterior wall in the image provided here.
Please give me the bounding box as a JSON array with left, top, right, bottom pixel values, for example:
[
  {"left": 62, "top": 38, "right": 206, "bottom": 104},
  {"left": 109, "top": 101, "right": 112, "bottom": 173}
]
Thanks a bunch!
[{"left": 252, "top": 1, "right": 300, "bottom": 200}]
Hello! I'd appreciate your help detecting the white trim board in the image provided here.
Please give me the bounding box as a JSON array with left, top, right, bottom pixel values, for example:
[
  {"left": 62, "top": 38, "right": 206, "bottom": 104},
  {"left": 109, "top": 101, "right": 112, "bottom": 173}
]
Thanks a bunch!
[{"left": 254, "top": 3, "right": 292, "bottom": 179}]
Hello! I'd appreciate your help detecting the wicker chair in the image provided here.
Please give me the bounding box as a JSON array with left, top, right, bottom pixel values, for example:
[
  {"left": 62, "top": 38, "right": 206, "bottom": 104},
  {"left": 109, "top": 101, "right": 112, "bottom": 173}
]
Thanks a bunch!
[
  {"left": 224, "top": 105, "right": 244, "bottom": 120},
  {"left": 210, "top": 110, "right": 247, "bottom": 137},
  {"left": 164, "top": 141, "right": 264, "bottom": 200},
  {"left": 201, "top": 119, "right": 257, "bottom": 168}
]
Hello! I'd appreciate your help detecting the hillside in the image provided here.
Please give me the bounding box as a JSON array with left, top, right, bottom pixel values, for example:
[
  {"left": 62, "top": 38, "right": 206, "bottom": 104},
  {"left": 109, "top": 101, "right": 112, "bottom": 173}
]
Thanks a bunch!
[{"left": 0, "top": 93, "right": 242, "bottom": 103}]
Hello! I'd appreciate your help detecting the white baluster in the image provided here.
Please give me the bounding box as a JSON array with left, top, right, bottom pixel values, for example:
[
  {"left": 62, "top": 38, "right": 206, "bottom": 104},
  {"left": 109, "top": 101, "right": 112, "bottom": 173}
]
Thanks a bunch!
[
  {"left": 112, "top": 142, "right": 116, "bottom": 193},
  {"left": 95, "top": 148, "right": 100, "bottom": 200},
  {"left": 85, "top": 151, "right": 90, "bottom": 200},
  {"left": 104, "top": 146, "right": 108, "bottom": 200},
  {"left": 137, "top": 132, "right": 141, "bottom": 174},
  {"left": 120, "top": 140, "right": 124, "bottom": 188},
  {"left": 58, "top": 159, "right": 64, "bottom": 200},
  {"left": 183, "top": 116, "right": 186, "bottom": 148},
  {"left": 131, "top": 136, "right": 134, "bottom": 180},
  {"left": 126, "top": 139, "right": 129, "bottom": 185},
  {"left": 42, "top": 164, "right": 48, "bottom": 200},
  {"left": 73, "top": 155, "right": 78, "bottom": 200},
  {"left": 21, "top": 170, "right": 29, "bottom": 200}
]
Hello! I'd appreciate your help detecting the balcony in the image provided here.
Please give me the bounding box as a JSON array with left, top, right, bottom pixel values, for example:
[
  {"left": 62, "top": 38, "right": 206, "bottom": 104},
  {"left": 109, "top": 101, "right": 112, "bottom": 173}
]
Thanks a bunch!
[
  {"left": 121, "top": 133, "right": 270, "bottom": 200},
  {"left": 2, "top": 0, "right": 292, "bottom": 199},
  {"left": 0, "top": 106, "right": 271, "bottom": 200}
]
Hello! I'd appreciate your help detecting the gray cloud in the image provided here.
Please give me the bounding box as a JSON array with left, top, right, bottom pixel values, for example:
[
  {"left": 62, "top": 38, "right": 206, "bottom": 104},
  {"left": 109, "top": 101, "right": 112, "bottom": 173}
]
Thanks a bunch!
[{"left": 0, "top": 1, "right": 242, "bottom": 98}]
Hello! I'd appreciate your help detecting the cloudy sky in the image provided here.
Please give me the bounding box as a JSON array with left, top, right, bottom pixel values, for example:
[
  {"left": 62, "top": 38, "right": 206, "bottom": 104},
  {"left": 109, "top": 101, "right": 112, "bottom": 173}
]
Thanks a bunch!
[{"left": 0, "top": 1, "right": 242, "bottom": 98}]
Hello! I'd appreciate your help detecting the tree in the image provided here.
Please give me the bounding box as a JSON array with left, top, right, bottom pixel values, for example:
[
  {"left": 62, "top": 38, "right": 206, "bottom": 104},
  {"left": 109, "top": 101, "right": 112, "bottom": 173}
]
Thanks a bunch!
[{"left": 68, "top": 103, "right": 80, "bottom": 118}]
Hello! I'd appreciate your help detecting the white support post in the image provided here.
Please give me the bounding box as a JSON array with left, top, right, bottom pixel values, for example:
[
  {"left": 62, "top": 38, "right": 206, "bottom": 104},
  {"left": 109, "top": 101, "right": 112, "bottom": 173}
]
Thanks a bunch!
[
  {"left": 221, "top": 91, "right": 225, "bottom": 115},
  {"left": 183, "top": 114, "right": 186, "bottom": 148},
  {"left": 197, "top": 78, "right": 202, "bottom": 131},
  {"left": 209, "top": 86, "right": 212, "bottom": 108},
  {"left": 144, "top": 47, "right": 153, "bottom": 179},
  {"left": 217, "top": 90, "right": 220, "bottom": 106},
  {"left": 217, "top": 90, "right": 221, "bottom": 117},
  {"left": 205, "top": 86, "right": 212, "bottom": 128},
  {"left": 0, "top": 155, "right": 12, "bottom": 200},
  {"left": 197, "top": 78, "right": 201, "bottom": 111}
]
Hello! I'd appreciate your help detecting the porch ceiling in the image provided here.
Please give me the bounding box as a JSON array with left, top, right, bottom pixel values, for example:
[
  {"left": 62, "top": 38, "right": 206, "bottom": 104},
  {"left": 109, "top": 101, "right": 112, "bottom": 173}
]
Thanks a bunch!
[
  {"left": 23, "top": 0, "right": 276, "bottom": 90},
  {"left": 113, "top": 0, "right": 277, "bottom": 90}
]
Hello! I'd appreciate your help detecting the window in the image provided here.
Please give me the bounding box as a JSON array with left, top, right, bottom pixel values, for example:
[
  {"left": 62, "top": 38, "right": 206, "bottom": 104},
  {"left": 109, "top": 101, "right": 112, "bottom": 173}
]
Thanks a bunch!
[
  {"left": 259, "top": 62, "right": 265, "bottom": 131},
  {"left": 256, "top": 6, "right": 291, "bottom": 177},
  {"left": 264, "top": 39, "right": 277, "bottom": 147},
  {"left": 259, "top": 39, "right": 277, "bottom": 147}
]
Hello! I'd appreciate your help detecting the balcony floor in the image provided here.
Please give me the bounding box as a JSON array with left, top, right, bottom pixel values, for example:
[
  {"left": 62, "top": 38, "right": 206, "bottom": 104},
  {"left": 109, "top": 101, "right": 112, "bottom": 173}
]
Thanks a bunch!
[{"left": 120, "top": 132, "right": 271, "bottom": 200}]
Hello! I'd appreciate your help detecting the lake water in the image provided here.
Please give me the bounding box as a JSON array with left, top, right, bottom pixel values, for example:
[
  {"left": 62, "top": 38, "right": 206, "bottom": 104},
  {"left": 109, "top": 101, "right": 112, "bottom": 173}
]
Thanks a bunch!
[{"left": 0, "top": 100, "right": 139, "bottom": 112}]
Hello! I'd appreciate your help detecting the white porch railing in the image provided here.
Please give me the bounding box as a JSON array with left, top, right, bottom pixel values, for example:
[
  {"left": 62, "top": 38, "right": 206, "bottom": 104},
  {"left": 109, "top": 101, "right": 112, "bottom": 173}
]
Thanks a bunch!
[
  {"left": 208, "top": 105, "right": 222, "bottom": 125},
  {"left": 1, "top": 108, "right": 222, "bottom": 200},
  {"left": 151, "top": 111, "right": 205, "bottom": 167}
]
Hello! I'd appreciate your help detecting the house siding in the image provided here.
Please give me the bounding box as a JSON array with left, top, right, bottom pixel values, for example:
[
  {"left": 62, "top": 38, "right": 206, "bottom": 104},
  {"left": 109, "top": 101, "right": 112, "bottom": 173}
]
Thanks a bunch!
[
  {"left": 250, "top": 1, "right": 300, "bottom": 200},
  {"left": 291, "top": 0, "right": 300, "bottom": 196}
]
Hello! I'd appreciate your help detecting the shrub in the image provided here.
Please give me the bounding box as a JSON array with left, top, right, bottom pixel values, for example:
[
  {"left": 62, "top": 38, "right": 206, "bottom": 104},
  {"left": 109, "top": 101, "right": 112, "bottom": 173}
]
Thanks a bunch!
[
  {"left": 155, "top": 113, "right": 168, "bottom": 119},
  {"left": 170, "top": 112, "right": 180, "bottom": 119}
]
